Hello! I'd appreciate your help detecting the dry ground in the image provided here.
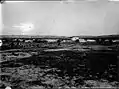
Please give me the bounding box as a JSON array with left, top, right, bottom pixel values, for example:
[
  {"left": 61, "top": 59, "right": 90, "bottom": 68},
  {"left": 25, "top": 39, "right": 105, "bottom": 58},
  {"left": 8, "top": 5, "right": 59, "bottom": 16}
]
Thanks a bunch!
[{"left": 0, "top": 42, "right": 119, "bottom": 89}]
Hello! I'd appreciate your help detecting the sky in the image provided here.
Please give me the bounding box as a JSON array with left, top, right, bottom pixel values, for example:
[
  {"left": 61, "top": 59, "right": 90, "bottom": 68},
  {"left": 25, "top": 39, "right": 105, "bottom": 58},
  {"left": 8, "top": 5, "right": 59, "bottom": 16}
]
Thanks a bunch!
[{"left": 1, "top": 0, "right": 119, "bottom": 36}]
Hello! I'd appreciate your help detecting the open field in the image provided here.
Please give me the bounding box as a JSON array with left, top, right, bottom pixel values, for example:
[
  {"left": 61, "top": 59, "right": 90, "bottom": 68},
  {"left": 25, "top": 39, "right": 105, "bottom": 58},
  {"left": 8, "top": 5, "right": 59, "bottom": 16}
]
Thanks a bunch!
[{"left": 0, "top": 36, "right": 119, "bottom": 89}]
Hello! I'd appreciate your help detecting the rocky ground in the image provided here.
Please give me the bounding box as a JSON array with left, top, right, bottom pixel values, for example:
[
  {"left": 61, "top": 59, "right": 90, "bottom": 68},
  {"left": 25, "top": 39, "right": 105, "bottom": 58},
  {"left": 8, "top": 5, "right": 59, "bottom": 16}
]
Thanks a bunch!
[{"left": 0, "top": 43, "right": 119, "bottom": 89}]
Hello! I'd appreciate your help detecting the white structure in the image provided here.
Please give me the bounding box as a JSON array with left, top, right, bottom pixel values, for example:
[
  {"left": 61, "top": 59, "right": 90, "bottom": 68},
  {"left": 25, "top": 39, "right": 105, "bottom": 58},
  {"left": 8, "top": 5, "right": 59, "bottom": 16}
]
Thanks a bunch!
[
  {"left": 71, "top": 37, "right": 87, "bottom": 43},
  {"left": 25, "top": 40, "right": 33, "bottom": 43},
  {"left": 87, "top": 39, "right": 96, "bottom": 42},
  {"left": 0, "top": 39, "right": 2, "bottom": 46},
  {"left": 62, "top": 39, "right": 72, "bottom": 43},
  {"left": 62, "top": 40, "right": 66, "bottom": 43},
  {"left": 5, "top": 86, "right": 12, "bottom": 89},
  {"left": 46, "top": 39, "right": 57, "bottom": 42},
  {"left": 71, "top": 37, "right": 79, "bottom": 41},
  {"left": 79, "top": 39, "right": 87, "bottom": 43},
  {"left": 113, "top": 39, "right": 119, "bottom": 42}
]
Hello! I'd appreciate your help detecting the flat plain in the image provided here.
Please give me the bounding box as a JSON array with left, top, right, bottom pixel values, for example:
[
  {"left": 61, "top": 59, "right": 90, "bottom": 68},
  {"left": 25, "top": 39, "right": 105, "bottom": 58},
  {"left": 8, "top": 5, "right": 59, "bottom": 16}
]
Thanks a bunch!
[{"left": 0, "top": 35, "right": 119, "bottom": 89}]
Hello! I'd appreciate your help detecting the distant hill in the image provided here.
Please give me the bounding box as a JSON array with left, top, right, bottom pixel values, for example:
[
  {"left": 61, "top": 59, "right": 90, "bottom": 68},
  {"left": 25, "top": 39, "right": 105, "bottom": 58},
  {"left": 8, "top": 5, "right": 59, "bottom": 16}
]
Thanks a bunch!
[
  {"left": 0, "top": 35, "right": 69, "bottom": 39},
  {"left": 0, "top": 34, "right": 119, "bottom": 40},
  {"left": 70, "top": 35, "right": 119, "bottom": 39}
]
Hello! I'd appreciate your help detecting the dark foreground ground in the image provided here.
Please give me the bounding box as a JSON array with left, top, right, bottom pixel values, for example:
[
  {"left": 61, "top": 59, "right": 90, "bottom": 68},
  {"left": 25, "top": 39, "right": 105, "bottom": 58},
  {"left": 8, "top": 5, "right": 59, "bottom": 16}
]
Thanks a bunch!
[{"left": 0, "top": 42, "right": 119, "bottom": 89}]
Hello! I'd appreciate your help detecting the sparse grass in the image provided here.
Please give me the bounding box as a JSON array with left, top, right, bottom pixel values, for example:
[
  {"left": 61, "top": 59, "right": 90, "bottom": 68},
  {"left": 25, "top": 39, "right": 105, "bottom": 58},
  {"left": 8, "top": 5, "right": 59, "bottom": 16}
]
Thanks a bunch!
[{"left": 0, "top": 42, "right": 119, "bottom": 89}]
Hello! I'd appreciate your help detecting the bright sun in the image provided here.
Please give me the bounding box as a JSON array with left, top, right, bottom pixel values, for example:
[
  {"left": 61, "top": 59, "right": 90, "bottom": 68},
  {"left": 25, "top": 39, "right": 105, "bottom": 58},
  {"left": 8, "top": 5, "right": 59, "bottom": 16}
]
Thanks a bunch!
[
  {"left": 13, "top": 23, "right": 34, "bottom": 35},
  {"left": 20, "top": 23, "right": 34, "bottom": 32}
]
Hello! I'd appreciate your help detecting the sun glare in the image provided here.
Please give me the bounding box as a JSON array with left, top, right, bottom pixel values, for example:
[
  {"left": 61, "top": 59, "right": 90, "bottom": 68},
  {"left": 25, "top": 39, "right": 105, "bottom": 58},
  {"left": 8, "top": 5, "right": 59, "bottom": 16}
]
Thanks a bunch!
[
  {"left": 13, "top": 23, "right": 34, "bottom": 35},
  {"left": 20, "top": 23, "right": 34, "bottom": 32}
]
